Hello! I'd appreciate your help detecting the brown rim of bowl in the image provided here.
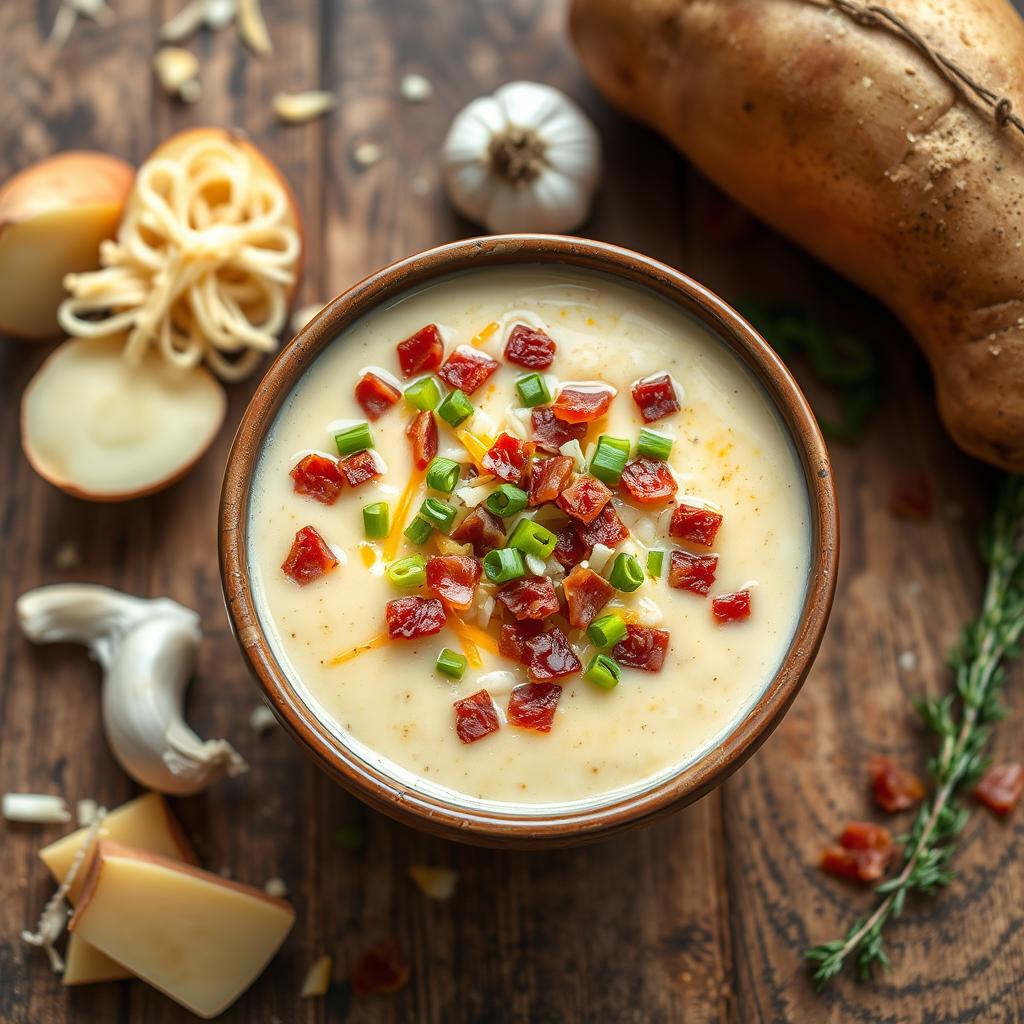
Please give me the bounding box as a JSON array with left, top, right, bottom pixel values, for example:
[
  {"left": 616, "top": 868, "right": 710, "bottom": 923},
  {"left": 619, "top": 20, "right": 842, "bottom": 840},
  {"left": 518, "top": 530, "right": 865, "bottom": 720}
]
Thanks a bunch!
[{"left": 219, "top": 234, "right": 839, "bottom": 849}]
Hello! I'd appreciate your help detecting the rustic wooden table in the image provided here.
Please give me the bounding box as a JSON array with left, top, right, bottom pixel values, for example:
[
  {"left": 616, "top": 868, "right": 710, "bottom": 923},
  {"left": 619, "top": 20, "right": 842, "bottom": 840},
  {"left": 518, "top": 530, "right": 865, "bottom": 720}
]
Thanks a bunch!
[{"left": 2, "top": 2, "right": 1022, "bottom": 1021}]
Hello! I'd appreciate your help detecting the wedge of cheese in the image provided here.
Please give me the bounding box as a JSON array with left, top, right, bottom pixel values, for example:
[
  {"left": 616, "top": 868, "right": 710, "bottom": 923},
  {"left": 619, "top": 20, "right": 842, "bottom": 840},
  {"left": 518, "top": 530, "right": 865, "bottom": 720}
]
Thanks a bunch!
[
  {"left": 38, "top": 791, "right": 197, "bottom": 985},
  {"left": 70, "top": 842, "right": 295, "bottom": 1018}
]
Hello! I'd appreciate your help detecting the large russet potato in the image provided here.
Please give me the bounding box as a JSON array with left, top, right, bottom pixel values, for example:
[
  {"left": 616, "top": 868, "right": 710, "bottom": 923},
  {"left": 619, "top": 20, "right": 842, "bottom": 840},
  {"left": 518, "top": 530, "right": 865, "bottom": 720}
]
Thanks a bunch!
[{"left": 570, "top": 0, "right": 1024, "bottom": 470}]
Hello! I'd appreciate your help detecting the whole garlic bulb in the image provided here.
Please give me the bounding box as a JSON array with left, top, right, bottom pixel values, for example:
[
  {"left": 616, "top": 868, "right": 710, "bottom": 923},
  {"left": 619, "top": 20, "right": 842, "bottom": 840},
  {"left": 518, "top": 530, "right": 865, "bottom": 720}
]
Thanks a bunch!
[{"left": 441, "top": 81, "right": 601, "bottom": 234}]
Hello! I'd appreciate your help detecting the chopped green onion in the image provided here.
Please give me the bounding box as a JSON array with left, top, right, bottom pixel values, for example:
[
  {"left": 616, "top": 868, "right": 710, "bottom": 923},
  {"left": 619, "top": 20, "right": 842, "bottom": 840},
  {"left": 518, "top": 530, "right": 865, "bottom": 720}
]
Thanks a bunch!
[
  {"left": 437, "top": 389, "right": 474, "bottom": 427},
  {"left": 589, "top": 435, "right": 630, "bottom": 486},
  {"left": 482, "top": 547, "right": 527, "bottom": 583},
  {"left": 647, "top": 549, "right": 665, "bottom": 578},
  {"left": 587, "top": 613, "right": 628, "bottom": 648},
  {"left": 584, "top": 653, "right": 621, "bottom": 690},
  {"left": 426, "top": 456, "right": 461, "bottom": 495},
  {"left": 335, "top": 422, "right": 374, "bottom": 457},
  {"left": 387, "top": 554, "right": 426, "bottom": 588},
  {"left": 362, "top": 501, "right": 390, "bottom": 539},
  {"left": 515, "top": 373, "right": 551, "bottom": 408},
  {"left": 506, "top": 518, "right": 557, "bottom": 559},
  {"left": 404, "top": 375, "right": 442, "bottom": 411},
  {"left": 485, "top": 484, "right": 528, "bottom": 518},
  {"left": 436, "top": 647, "right": 468, "bottom": 680},
  {"left": 418, "top": 497, "right": 457, "bottom": 533},
  {"left": 403, "top": 516, "right": 434, "bottom": 545},
  {"left": 608, "top": 552, "right": 645, "bottom": 592},
  {"left": 636, "top": 428, "right": 673, "bottom": 461}
]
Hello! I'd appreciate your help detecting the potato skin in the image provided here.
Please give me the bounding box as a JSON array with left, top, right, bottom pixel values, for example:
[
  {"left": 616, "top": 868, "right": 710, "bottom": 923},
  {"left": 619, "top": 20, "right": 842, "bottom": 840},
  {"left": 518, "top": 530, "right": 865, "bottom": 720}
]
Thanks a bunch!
[{"left": 570, "top": 0, "right": 1024, "bottom": 470}]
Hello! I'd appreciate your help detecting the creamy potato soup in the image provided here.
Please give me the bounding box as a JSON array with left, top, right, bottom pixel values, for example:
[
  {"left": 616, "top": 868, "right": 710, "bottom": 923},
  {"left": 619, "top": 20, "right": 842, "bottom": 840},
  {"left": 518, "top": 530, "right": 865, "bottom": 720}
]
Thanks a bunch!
[{"left": 248, "top": 267, "right": 811, "bottom": 809}]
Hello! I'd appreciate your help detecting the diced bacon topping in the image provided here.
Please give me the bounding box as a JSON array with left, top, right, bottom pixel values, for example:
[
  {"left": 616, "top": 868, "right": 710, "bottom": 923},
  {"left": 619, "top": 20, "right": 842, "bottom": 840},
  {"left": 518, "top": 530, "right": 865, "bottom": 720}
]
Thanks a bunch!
[
  {"left": 481, "top": 432, "right": 533, "bottom": 484},
  {"left": 505, "top": 324, "right": 556, "bottom": 368},
  {"left": 507, "top": 682, "right": 562, "bottom": 732},
  {"left": 530, "top": 407, "right": 587, "bottom": 454},
  {"left": 820, "top": 821, "right": 894, "bottom": 883},
  {"left": 385, "top": 596, "right": 447, "bottom": 639},
  {"left": 888, "top": 471, "right": 933, "bottom": 521},
  {"left": 282, "top": 526, "right": 338, "bottom": 585},
  {"left": 523, "top": 628, "right": 582, "bottom": 683},
  {"left": 355, "top": 372, "right": 401, "bottom": 420},
  {"left": 562, "top": 565, "right": 614, "bottom": 628},
  {"left": 620, "top": 457, "right": 678, "bottom": 504},
  {"left": 339, "top": 449, "right": 381, "bottom": 488},
  {"left": 450, "top": 506, "right": 505, "bottom": 555},
  {"left": 528, "top": 455, "right": 574, "bottom": 506},
  {"left": 668, "top": 549, "right": 718, "bottom": 595},
  {"left": 712, "top": 589, "right": 751, "bottom": 623},
  {"left": 406, "top": 411, "right": 438, "bottom": 470},
  {"left": 553, "top": 524, "right": 592, "bottom": 569},
  {"left": 974, "top": 763, "right": 1024, "bottom": 815},
  {"left": 670, "top": 503, "right": 723, "bottom": 547},
  {"left": 351, "top": 938, "right": 411, "bottom": 995},
  {"left": 497, "top": 576, "right": 560, "bottom": 621},
  {"left": 290, "top": 454, "right": 345, "bottom": 505},
  {"left": 426, "top": 555, "right": 481, "bottom": 610},
  {"left": 551, "top": 385, "right": 614, "bottom": 424},
  {"left": 498, "top": 620, "right": 545, "bottom": 663},
  {"left": 576, "top": 504, "right": 629, "bottom": 548},
  {"left": 397, "top": 323, "right": 444, "bottom": 378},
  {"left": 453, "top": 690, "right": 500, "bottom": 743},
  {"left": 613, "top": 625, "right": 669, "bottom": 672},
  {"left": 631, "top": 373, "right": 680, "bottom": 423},
  {"left": 869, "top": 755, "right": 926, "bottom": 813},
  {"left": 437, "top": 347, "right": 500, "bottom": 394},
  {"left": 557, "top": 474, "right": 612, "bottom": 525}
]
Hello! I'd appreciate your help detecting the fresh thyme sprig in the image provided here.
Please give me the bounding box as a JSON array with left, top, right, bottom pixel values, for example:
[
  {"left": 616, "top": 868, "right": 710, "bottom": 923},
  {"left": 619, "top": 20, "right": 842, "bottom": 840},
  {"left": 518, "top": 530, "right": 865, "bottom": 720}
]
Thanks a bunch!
[{"left": 805, "top": 475, "right": 1024, "bottom": 986}]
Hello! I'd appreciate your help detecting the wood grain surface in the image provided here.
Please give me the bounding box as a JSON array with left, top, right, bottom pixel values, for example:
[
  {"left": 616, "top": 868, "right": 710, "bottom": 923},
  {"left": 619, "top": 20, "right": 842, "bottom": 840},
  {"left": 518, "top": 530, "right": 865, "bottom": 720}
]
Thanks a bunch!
[{"left": 1, "top": 2, "right": 1022, "bottom": 1022}]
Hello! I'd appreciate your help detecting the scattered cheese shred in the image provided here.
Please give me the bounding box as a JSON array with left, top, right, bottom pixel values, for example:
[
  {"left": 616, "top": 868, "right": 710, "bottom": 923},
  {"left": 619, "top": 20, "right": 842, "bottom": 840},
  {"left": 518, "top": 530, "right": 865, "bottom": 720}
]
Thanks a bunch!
[
  {"left": 456, "top": 430, "right": 493, "bottom": 469},
  {"left": 329, "top": 632, "right": 390, "bottom": 666},
  {"left": 300, "top": 955, "right": 332, "bottom": 997},
  {"left": 408, "top": 866, "right": 458, "bottom": 901},
  {"left": 470, "top": 321, "right": 499, "bottom": 347},
  {"left": 447, "top": 615, "right": 498, "bottom": 664},
  {"left": 359, "top": 543, "right": 379, "bottom": 569},
  {"left": 3, "top": 793, "right": 71, "bottom": 824},
  {"left": 383, "top": 473, "right": 425, "bottom": 562}
]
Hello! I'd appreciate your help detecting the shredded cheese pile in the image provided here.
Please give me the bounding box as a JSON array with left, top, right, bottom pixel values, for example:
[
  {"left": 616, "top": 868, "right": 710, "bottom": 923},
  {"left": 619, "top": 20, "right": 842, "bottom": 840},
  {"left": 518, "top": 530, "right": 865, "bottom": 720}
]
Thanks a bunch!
[{"left": 58, "top": 134, "right": 300, "bottom": 381}]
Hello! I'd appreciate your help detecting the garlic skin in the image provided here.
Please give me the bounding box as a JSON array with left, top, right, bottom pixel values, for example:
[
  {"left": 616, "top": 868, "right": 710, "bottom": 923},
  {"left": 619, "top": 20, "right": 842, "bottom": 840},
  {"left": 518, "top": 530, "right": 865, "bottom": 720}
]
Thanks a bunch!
[
  {"left": 442, "top": 81, "right": 601, "bottom": 234},
  {"left": 17, "top": 585, "right": 247, "bottom": 795}
]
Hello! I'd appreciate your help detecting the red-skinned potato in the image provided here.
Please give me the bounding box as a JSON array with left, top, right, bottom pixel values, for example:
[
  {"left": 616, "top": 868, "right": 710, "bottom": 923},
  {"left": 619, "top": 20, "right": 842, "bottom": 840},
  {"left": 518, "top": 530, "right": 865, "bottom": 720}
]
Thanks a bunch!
[{"left": 570, "top": 0, "right": 1024, "bottom": 471}]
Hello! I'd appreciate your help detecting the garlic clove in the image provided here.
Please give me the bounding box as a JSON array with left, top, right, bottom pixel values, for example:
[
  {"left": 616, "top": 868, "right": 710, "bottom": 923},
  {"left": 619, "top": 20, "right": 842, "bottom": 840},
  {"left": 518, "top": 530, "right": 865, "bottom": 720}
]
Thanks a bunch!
[
  {"left": 153, "top": 47, "right": 200, "bottom": 100},
  {"left": 273, "top": 91, "right": 336, "bottom": 124}
]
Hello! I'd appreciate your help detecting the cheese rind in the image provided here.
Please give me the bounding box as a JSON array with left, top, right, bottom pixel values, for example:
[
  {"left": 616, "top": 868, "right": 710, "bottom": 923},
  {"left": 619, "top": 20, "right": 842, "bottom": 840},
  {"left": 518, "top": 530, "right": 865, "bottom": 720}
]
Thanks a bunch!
[{"left": 70, "top": 841, "right": 295, "bottom": 1018}]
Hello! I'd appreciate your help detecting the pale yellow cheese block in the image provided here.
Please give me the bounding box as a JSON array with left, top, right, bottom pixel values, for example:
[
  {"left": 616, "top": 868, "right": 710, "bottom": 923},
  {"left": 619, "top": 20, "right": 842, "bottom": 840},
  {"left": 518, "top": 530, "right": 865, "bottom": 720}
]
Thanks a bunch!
[
  {"left": 63, "top": 933, "right": 131, "bottom": 986},
  {"left": 70, "top": 842, "right": 295, "bottom": 1019}
]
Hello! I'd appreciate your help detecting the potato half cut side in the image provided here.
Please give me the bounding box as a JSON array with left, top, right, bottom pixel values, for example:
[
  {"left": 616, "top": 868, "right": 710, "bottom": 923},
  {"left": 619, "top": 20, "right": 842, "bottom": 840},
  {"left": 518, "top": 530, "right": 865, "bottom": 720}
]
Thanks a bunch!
[{"left": 21, "top": 336, "right": 226, "bottom": 501}]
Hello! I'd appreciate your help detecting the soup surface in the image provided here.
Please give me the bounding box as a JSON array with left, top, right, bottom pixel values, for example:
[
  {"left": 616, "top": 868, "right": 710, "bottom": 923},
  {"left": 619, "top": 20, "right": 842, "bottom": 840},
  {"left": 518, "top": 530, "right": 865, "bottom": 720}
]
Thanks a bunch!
[{"left": 248, "top": 266, "right": 811, "bottom": 809}]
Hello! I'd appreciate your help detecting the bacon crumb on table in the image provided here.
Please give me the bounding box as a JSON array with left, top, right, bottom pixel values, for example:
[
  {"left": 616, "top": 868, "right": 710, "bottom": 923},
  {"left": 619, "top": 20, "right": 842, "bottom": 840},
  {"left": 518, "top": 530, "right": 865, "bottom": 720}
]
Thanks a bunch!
[
  {"left": 974, "top": 762, "right": 1024, "bottom": 816},
  {"left": 868, "top": 755, "right": 926, "bottom": 812},
  {"left": 819, "top": 821, "right": 894, "bottom": 883},
  {"left": 351, "top": 938, "right": 410, "bottom": 994}
]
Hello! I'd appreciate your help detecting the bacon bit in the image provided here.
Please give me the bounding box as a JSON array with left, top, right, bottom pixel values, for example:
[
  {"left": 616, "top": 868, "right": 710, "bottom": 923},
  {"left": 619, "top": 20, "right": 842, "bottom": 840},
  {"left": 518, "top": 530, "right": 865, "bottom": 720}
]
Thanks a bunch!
[
  {"left": 355, "top": 372, "right": 401, "bottom": 420},
  {"left": 339, "top": 450, "right": 381, "bottom": 488},
  {"left": 508, "top": 682, "right": 562, "bottom": 732},
  {"left": 383, "top": 473, "right": 425, "bottom": 561},
  {"left": 711, "top": 589, "right": 751, "bottom": 624},
  {"left": 453, "top": 689, "right": 500, "bottom": 743},
  {"left": 498, "top": 620, "right": 544, "bottom": 663},
  {"left": 869, "top": 755, "right": 926, "bottom": 812},
  {"left": 668, "top": 549, "right": 718, "bottom": 595},
  {"left": 551, "top": 386, "right": 613, "bottom": 424},
  {"left": 576, "top": 504, "right": 629, "bottom": 548},
  {"left": 426, "top": 555, "right": 481, "bottom": 611},
  {"left": 397, "top": 323, "right": 444, "bottom": 377},
  {"left": 351, "top": 938, "right": 410, "bottom": 995},
  {"left": 553, "top": 524, "right": 591, "bottom": 569},
  {"left": 290, "top": 454, "right": 345, "bottom": 505},
  {"left": 455, "top": 429, "right": 493, "bottom": 469},
  {"left": 406, "top": 411, "right": 438, "bottom": 470},
  {"left": 531, "top": 406, "right": 587, "bottom": 454},
  {"left": 523, "top": 628, "right": 582, "bottom": 682},
  {"left": 481, "top": 432, "right": 533, "bottom": 484},
  {"left": 329, "top": 632, "right": 389, "bottom": 666},
  {"left": 613, "top": 625, "right": 669, "bottom": 672},
  {"left": 497, "top": 576, "right": 560, "bottom": 620},
  {"left": 563, "top": 565, "right": 614, "bottom": 628},
  {"left": 974, "top": 762, "right": 1024, "bottom": 815},
  {"left": 557, "top": 474, "right": 612, "bottom": 525},
  {"left": 505, "top": 324, "right": 556, "bottom": 368},
  {"left": 438, "top": 347, "right": 500, "bottom": 394},
  {"left": 385, "top": 596, "right": 447, "bottom": 640},
  {"left": 470, "top": 321, "right": 499, "bottom": 348},
  {"left": 888, "top": 471, "right": 933, "bottom": 521},
  {"left": 282, "top": 526, "right": 338, "bottom": 585},
  {"left": 528, "top": 455, "right": 574, "bottom": 506},
  {"left": 620, "top": 457, "right": 678, "bottom": 504},
  {"left": 450, "top": 506, "right": 505, "bottom": 555},
  {"left": 631, "top": 373, "right": 680, "bottom": 423},
  {"left": 670, "top": 503, "right": 723, "bottom": 547},
  {"left": 447, "top": 613, "right": 499, "bottom": 662},
  {"left": 820, "top": 821, "right": 894, "bottom": 883}
]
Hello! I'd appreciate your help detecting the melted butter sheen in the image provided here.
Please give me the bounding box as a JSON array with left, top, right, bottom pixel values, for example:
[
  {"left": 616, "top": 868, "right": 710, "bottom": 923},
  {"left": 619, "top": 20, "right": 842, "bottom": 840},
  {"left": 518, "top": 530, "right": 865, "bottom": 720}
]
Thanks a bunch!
[{"left": 247, "top": 267, "right": 811, "bottom": 810}]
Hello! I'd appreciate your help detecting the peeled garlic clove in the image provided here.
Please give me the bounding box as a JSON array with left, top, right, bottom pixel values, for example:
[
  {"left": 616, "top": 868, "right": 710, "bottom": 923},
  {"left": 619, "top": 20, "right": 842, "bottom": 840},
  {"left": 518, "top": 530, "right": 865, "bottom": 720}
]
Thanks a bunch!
[
  {"left": 273, "top": 91, "right": 335, "bottom": 124},
  {"left": 237, "top": 0, "right": 272, "bottom": 55},
  {"left": 153, "top": 47, "right": 201, "bottom": 101}
]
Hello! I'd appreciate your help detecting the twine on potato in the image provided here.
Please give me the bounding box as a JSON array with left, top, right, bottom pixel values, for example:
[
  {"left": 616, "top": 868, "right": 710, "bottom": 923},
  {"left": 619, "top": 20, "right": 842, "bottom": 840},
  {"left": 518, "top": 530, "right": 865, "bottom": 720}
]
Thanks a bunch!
[{"left": 829, "top": 0, "right": 1024, "bottom": 137}]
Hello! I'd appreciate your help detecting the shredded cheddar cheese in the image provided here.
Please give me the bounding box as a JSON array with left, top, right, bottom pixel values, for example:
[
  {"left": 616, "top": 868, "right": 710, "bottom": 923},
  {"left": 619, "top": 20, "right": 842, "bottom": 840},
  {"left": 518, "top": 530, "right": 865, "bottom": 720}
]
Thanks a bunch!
[
  {"left": 456, "top": 430, "right": 493, "bottom": 469},
  {"left": 383, "top": 473, "right": 425, "bottom": 561},
  {"left": 329, "top": 632, "right": 390, "bottom": 666},
  {"left": 447, "top": 615, "right": 499, "bottom": 665},
  {"left": 470, "top": 321, "right": 499, "bottom": 347}
]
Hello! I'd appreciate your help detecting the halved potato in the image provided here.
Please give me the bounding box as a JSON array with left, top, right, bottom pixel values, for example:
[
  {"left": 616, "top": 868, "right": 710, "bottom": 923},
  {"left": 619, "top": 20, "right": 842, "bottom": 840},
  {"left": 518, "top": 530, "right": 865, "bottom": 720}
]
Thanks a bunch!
[{"left": 21, "top": 336, "right": 226, "bottom": 501}]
